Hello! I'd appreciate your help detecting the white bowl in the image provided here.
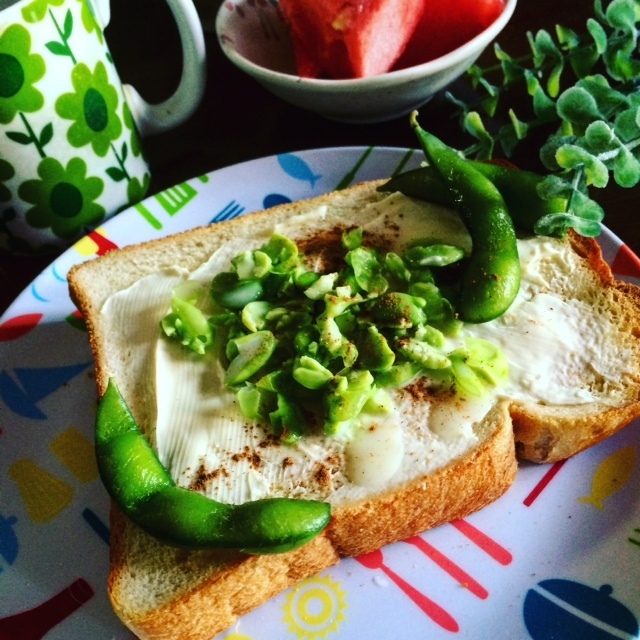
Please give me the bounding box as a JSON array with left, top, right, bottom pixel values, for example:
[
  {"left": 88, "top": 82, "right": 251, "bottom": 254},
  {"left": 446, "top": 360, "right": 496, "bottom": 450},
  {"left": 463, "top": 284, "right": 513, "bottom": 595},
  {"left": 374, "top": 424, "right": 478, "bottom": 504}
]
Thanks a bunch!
[{"left": 215, "top": 0, "right": 517, "bottom": 124}]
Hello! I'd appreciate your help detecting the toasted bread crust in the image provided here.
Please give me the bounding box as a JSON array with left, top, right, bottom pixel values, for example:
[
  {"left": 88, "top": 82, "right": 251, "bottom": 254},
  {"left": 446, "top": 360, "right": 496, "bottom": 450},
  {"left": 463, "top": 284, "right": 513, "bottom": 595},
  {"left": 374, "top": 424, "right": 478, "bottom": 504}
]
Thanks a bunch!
[
  {"left": 512, "top": 392, "right": 640, "bottom": 463},
  {"left": 328, "top": 402, "right": 516, "bottom": 557},
  {"left": 68, "top": 180, "right": 640, "bottom": 639},
  {"left": 109, "top": 508, "right": 340, "bottom": 640}
]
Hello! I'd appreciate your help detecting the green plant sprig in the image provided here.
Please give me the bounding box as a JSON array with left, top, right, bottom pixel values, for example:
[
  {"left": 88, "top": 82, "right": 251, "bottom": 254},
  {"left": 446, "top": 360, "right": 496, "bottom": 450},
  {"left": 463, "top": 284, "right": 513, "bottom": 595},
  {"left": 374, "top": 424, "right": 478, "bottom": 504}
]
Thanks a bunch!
[{"left": 446, "top": 0, "right": 640, "bottom": 237}]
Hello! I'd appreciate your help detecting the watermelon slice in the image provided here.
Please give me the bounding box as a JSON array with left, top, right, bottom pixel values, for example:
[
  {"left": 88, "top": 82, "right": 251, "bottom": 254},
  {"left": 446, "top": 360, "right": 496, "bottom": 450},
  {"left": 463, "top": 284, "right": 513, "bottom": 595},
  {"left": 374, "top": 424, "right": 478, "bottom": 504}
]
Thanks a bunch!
[
  {"left": 393, "top": 0, "right": 506, "bottom": 69},
  {"left": 279, "top": 0, "right": 427, "bottom": 79}
]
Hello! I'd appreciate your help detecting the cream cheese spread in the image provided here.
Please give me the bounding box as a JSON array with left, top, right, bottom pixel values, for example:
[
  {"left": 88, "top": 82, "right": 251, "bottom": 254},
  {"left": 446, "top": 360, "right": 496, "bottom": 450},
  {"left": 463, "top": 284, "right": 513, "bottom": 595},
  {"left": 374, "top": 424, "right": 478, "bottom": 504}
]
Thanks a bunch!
[
  {"left": 100, "top": 193, "right": 634, "bottom": 507},
  {"left": 464, "top": 236, "right": 632, "bottom": 404}
]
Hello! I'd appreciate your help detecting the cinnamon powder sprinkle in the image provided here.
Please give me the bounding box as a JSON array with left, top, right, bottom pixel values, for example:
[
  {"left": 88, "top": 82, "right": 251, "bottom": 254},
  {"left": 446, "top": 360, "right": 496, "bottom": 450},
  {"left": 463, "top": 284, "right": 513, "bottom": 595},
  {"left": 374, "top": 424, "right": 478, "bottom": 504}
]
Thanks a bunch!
[
  {"left": 190, "top": 465, "right": 222, "bottom": 492},
  {"left": 293, "top": 214, "right": 403, "bottom": 274},
  {"left": 314, "top": 463, "right": 331, "bottom": 487},
  {"left": 258, "top": 434, "right": 280, "bottom": 449},
  {"left": 231, "top": 447, "right": 262, "bottom": 469},
  {"left": 403, "top": 378, "right": 456, "bottom": 404},
  {"left": 297, "top": 225, "right": 349, "bottom": 272}
]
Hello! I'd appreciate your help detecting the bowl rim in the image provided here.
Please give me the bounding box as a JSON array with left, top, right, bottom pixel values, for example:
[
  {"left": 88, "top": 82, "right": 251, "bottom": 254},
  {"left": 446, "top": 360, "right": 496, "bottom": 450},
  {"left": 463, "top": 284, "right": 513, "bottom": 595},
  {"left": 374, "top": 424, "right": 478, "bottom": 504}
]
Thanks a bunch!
[{"left": 215, "top": 0, "right": 518, "bottom": 87}]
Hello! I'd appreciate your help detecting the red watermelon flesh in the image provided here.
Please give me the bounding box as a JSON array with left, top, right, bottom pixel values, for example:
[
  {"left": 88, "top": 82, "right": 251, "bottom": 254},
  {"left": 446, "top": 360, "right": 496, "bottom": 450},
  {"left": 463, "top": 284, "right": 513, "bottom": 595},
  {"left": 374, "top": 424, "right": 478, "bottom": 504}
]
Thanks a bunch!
[
  {"left": 393, "top": 0, "right": 506, "bottom": 69},
  {"left": 279, "top": 0, "right": 427, "bottom": 79}
]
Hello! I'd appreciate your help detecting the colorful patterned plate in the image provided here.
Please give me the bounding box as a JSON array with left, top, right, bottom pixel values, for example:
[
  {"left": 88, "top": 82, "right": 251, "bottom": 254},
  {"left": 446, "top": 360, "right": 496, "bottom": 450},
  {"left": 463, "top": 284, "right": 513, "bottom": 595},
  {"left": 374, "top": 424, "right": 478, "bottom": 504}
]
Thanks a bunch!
[{"left": 1, "top": 147, "right": 640, "bottom": 640}]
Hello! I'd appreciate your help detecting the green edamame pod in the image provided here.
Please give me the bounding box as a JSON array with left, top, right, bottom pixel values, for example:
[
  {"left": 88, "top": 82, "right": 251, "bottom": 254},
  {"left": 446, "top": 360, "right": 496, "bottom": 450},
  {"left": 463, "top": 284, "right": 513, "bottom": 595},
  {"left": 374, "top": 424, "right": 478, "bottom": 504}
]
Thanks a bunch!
[
  {"left": 409, "top": 113, "right": 520, "bottom": 323},
  {"left": 380, "top": 161, "right": 567, "bottom": 234},
  {"left": 96, "top": 379, "right": 331, "bottom": 553}
]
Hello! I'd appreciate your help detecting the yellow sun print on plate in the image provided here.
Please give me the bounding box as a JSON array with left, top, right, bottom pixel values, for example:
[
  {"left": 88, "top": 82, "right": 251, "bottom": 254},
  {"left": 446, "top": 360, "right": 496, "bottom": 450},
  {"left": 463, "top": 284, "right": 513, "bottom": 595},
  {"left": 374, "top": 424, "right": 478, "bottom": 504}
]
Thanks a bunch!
[{"left": 283, "top": 575, "right": 348, "bottom": 639}]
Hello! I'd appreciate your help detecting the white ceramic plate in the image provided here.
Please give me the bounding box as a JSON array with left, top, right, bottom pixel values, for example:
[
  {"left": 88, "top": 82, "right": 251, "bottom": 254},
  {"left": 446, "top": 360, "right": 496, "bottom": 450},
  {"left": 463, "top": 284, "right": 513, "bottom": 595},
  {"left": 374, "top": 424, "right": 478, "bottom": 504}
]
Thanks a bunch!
[{"left": 1, "top": 147, "right": 640, "bottom": 640}]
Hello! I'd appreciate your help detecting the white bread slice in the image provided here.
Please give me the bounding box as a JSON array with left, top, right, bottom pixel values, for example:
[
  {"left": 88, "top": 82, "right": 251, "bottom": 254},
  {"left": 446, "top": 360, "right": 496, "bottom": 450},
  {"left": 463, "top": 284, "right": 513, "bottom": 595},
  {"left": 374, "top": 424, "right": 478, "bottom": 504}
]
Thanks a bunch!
[{"left": 67, "top": 180, "right": 640, "bottom": 640}]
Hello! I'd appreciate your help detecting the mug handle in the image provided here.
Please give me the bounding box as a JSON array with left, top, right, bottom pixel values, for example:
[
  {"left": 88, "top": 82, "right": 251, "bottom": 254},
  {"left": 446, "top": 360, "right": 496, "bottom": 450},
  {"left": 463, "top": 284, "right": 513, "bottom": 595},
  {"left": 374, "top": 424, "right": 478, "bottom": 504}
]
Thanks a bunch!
[{"left": 92, "top": 0, "right": 206, "bottom": 136}]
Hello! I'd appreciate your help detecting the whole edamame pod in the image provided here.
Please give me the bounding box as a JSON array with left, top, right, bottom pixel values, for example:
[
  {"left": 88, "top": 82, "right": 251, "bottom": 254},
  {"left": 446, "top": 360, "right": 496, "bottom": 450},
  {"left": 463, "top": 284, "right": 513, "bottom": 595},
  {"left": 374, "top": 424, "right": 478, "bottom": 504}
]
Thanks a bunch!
[
  {"left": 379, "top": 161, "right": 567, "bottom": 234},
  {"left": 95, "top": 378, "right": 331, "bottom": 553},
  {"left": 409, "top": 113, "right": 520, "bottom": 323}
]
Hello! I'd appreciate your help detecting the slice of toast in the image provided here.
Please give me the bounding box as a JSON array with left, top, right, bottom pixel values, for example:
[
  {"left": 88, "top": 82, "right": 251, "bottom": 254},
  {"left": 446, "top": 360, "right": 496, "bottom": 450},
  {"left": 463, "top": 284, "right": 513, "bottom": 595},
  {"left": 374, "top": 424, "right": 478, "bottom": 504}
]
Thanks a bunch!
[{"left": 68, "top": 180, "right": 640, "bottom": 640}]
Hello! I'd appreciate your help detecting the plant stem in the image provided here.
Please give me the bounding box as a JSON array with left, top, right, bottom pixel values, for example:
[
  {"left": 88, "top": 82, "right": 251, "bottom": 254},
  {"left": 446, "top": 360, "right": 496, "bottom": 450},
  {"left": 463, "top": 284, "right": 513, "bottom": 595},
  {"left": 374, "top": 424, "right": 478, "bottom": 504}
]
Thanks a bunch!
[{"left": 19, "top": 113, "right": 46, "bottom": 159}]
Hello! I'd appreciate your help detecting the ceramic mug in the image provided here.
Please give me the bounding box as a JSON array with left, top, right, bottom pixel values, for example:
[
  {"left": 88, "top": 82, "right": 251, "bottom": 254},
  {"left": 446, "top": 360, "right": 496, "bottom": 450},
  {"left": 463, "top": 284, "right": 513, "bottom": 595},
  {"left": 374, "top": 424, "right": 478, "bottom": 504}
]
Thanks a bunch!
[{"left": 0, "top": 0, "right": 206, "bottom": 254}]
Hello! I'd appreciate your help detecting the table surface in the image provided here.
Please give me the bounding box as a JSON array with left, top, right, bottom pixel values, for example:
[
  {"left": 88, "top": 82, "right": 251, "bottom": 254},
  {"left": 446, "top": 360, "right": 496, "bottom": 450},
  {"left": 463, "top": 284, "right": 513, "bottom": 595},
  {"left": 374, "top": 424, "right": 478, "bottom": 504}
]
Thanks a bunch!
[{"left": 1, "top": 0, "right": 639, "bottom": 316}]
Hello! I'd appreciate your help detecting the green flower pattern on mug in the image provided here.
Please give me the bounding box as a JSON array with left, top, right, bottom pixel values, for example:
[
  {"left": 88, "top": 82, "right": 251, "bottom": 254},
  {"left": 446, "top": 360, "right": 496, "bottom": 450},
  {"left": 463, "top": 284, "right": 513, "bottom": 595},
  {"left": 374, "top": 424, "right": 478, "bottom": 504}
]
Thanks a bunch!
[
  {"left": 19, "top": 156, "right": 105, "bottom": 238},
  {"left": 123, "top": 102, "right": 143, "bottom": 158},
  {"left": 77, "top": 0, "right": 104, "bottom": 45},
  {"left": 0, "top": 159, "right": 16, "bottom": 203},
  {"left": 127, "top": 171, "right": 151, "bottom": 206},
  {"left": 0, "top": 25, "right": 45, "bottom": 125},
  {"left": 56, "top": 61, "right": 122, "bottom": 157},
  {"left": 20, "top": 0, "right": 64, "bottom": 23},
  {"left": 2, "top": 0, "right": 157, "bottom": 254}
]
